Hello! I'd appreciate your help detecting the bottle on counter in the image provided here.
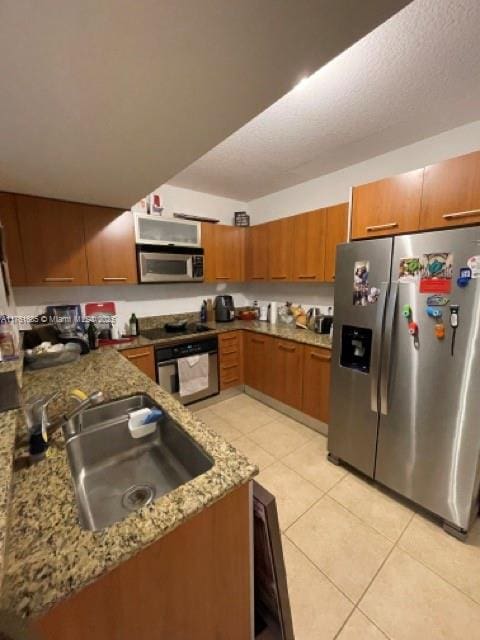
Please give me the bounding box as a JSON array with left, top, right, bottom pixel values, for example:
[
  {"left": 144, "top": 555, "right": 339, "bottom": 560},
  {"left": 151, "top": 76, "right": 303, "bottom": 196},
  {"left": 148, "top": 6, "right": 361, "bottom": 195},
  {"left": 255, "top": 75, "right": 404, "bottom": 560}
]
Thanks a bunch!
[
  {"left": 129, "top": 313, "right": 138, "bottom": 336},
  {"left": 87, "top": 322, "right": 99, "bottom": 350},
  {"left": 200, "top": 300, "right": 207, "bottom": 323},
  {"left": 206, "top": 299, "right": 214, "bottom": 323}
]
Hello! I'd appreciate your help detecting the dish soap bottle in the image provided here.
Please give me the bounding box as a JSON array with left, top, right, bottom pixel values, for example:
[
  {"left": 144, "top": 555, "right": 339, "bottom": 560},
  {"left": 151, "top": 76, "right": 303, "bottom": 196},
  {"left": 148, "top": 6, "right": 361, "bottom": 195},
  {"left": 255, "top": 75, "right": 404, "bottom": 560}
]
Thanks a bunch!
[{"left": 129, "top": 313, "right": 138, "bottom": 337}]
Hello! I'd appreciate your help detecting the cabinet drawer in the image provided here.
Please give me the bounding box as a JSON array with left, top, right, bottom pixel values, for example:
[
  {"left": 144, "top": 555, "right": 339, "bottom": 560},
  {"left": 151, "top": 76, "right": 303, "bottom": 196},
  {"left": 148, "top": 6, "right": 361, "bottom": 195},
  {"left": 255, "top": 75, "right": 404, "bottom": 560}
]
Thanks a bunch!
[
  {"left": 219, "top": 332, "right": 241, "bottom": 350},
  {"left": 220, "top": 363, "right": 242, "bottom": 390},
  {"left": 220, "top": 351, "right": 241, "bottom": 367}
]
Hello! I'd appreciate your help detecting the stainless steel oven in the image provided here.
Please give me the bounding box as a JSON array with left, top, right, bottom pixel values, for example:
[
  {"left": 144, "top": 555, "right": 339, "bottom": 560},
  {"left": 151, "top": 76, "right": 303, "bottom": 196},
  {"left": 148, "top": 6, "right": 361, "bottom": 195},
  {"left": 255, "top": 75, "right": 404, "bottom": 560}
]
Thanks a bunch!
[
  {"left": 137, "top": 246, "right": 204, "bottom": 283},
  {"left": 155, "top": 337, "right": 219, "bottom": 405}
]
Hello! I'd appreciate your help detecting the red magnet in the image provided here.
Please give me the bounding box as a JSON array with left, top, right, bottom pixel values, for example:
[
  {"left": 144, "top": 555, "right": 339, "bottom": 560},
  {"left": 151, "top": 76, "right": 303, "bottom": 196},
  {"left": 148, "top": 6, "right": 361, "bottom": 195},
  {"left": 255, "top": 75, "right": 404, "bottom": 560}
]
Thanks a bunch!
[{"left": 408, "top": 321, "right": 418, "bottom": 336}]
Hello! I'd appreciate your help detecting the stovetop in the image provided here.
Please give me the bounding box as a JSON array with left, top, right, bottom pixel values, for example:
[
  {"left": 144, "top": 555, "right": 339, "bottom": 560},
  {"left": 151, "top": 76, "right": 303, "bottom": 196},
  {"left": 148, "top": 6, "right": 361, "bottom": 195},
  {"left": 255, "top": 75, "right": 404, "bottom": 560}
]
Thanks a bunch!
[{"left": 140, "top": 323, "right": 214, "bottom": 341}]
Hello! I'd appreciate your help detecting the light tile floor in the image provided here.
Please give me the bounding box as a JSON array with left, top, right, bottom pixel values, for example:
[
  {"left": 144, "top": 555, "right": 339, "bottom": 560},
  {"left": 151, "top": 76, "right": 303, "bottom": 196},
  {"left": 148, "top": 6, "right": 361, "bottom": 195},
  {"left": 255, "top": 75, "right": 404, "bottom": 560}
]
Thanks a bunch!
[{"left": 194, "top": 393, "right": 480, "bottom": 640}]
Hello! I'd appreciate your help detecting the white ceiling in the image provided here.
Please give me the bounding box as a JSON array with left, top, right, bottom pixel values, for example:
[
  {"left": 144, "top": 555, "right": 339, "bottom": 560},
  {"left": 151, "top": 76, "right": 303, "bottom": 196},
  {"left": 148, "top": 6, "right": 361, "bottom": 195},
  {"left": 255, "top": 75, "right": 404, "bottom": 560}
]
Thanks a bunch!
[
  {"left": 170, "top": 0, "right": 480, "bottom": 201},
  {"left": 0, "top": 0, "right": 408, "bottom": 209}
]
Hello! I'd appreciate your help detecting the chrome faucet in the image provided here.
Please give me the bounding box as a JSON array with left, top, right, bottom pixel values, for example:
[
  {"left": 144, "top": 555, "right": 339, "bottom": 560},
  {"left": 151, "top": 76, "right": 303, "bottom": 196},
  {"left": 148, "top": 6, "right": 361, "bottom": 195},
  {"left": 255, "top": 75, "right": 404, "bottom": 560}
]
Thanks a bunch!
[{"left": 63, "top": 390, "right": 105, "bottom": 438}]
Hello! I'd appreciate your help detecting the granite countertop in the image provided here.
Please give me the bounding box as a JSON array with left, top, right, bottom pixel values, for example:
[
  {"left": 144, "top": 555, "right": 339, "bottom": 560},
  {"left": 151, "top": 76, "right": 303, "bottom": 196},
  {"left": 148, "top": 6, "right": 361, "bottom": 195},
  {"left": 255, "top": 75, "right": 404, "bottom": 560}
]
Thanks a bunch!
[
  {"left": 0, "top": 349, "right": 257, "bottom": 619},
  {"left": 0, "top": 410, "right": 19, "bottom": 590},
  {"left": 114, "top": 318, "right": 333, "bottom": 352}
]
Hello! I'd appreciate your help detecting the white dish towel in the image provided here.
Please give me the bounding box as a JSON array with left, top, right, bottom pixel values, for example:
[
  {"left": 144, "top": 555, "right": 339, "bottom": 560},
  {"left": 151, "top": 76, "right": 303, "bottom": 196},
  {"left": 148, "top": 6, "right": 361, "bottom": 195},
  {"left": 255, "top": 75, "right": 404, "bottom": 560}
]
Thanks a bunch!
[{"left": 177, "top": 354, "right": 209, "bottom": 397}]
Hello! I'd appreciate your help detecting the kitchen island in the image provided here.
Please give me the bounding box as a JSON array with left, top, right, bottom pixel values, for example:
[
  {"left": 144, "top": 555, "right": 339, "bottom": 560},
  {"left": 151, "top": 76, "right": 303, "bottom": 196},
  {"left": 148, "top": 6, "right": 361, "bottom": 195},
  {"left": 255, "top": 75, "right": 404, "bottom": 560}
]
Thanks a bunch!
[{"left": 0, "top": 348, "right": 257, "bottom": 639}]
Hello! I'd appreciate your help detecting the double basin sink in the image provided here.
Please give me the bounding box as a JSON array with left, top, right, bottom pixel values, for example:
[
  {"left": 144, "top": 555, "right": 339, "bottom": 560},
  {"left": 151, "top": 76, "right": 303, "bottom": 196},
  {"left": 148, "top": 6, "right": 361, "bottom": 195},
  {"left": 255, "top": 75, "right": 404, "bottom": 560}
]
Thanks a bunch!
[{"left": 64, "top": 394, "right": 213, "bottom": 531}]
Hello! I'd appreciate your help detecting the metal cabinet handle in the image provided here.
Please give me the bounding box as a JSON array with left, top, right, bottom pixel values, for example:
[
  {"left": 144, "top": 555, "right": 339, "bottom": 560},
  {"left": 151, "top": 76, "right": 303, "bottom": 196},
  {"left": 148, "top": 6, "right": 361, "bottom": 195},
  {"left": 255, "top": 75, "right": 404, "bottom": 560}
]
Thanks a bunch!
[
  {"left": 216, "top": 276, "right": 231, "bottom": 280},
  {"left": 126, "top": 352, "right": 150, "bottom": 360},
  {"left": 221, "top": 363, "right": 239, "bottom": 370},
  {"left": 310, "top": 352, "right": 331, "bottom": 362},
  {"left": 102, "top": 277, "right": 128, "bottom": 281},
  {"left": 43, "top": 277, "right": 74, "bottom": 282},
  {"left": 297, "top": 274, "right": 316, "bottom": 279},
  {"left": 442, "top": 209, "right": 480, "bottom": 220},
  {"left": 251, "top": 276, "right": 265, "bottom": 280},
  {"left": 271, "top": 275, "right": 287, "bottom": 279},
  {"left": 278, "top": 343, "right": 296, "bottom": 352},
  {"left": 365, "top": 222, "right": 398, "bottom": 232},
  {"left": 251, "top": 338, "right": 265, "bottom": 344}
]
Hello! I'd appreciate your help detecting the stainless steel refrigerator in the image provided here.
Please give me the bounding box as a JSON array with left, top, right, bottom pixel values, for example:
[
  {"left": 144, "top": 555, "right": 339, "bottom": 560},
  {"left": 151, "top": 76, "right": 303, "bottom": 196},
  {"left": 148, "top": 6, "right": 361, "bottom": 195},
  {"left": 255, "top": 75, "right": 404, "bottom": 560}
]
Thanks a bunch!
[{"left": 328, "top": 226, "right": 480, "bottom": 539}]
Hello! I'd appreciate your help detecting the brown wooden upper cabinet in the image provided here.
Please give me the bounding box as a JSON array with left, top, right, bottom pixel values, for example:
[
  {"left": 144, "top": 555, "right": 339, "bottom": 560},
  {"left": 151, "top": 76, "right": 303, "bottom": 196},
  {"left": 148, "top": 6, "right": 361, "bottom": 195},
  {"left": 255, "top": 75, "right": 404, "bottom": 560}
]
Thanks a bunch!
[
  {"left": 267, "top": 217, "right": 294, "bottom": 280},
  {"left": 0, "top": 192, "right": 27, "bottom": 286},
  {"left": 16, "top": 195, "right": 89, "bottom": 286},
  {"left": 324, "top": 202, "right": 349, "bottom": 282},
  {"left": 292, "top": 209, "right": 326, "bottom": 282},
  {"left": 245, "top": 223, "right": 268, "bottom": 281},
  {"left": 420, "top": 150, "right": 480, "bottom": 230},
  {"left": 201, "top": 223, "right": 244, "bottom": 283},
  {"left": 351, "top": 169, "right": 424, "bottom": 239},
  {"left": 84, "top": 208, "right": 137, "bottom": 285}
]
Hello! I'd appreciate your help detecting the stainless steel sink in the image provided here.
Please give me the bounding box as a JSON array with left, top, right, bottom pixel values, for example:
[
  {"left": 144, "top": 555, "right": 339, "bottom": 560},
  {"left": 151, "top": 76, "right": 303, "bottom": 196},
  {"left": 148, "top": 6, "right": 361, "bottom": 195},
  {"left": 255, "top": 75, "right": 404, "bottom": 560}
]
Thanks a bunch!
[{"left": 64, "top": 394, "right": 213, "bottom": 531}]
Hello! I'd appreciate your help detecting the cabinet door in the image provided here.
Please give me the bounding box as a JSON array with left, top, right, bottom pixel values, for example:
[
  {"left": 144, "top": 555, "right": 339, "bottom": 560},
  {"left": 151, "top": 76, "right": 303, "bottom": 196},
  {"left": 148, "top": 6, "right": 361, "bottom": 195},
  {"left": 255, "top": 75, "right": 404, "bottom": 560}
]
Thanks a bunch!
[
  {"left": 215, "top": 225, "right": 245, "bottom": 282},
  {"left": 246, "top": 224, "right": 268, "bottom": 281},
  {"left": 201, "top": 222, "right": 216, "bottom": 283},
  {"left": 201, "top": 223, "right": 244, "bottom": 283},
  {"left": 244, "top": 332, "right": 274, "bottom": 395},
  {"left": 0, "top": 192, "right": 27, "bottom": 285},
  {"left": 267, "top": 217, "right": 294, "bottom": 280},
  {"left": 292, "top": 209, "right": 326, "bottom": 282},
  {"left": 324, "top": 202, "right": 349, "bottom": 283},
  {"left": 219, "top": 331, "right": 243, "bottom": 390},
  {"left": 16, "top": 195, "right": 89, "bottom": 286},
  {"left": 421, "top": 151, "right": 480, "bottom": 230},
  {"left": 302, "top": 346, "right": 331, "bottom": 423},
  {"left": 272, "top": 339, "right": 304, "bottom": 410},
  {"left": 351, "top": 169, "right": 423, "bottom": 239},
  {"left": 84, "top": 208, "right": 137, "bottom": 284},
  {"left": 121, "top": 345, "right": 156, "bottom": 381}
]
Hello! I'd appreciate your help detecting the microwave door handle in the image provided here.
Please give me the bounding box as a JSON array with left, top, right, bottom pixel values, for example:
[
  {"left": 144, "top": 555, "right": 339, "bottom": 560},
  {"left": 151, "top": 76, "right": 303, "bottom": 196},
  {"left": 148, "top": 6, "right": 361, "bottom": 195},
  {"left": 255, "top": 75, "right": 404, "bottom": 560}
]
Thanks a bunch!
[
  {"left": 186, "top": 257, "right": 193, "bottom": 278},
  {"left": 370, "top": 284, "right": 387, "bottom": 413},
  {"left": 380, "top": 280, "right": 398, "bottom": 416}
]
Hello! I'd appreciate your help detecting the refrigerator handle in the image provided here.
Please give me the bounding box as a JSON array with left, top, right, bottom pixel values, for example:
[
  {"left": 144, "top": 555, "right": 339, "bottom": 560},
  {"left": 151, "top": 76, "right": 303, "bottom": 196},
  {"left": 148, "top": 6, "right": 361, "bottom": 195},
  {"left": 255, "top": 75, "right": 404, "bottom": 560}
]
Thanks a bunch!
[
  {"left": 370, "top": 284, "right": 387, "bottom": 413},
  {"left": 380, "top": 280, "right": 399, "bottom": 416}
]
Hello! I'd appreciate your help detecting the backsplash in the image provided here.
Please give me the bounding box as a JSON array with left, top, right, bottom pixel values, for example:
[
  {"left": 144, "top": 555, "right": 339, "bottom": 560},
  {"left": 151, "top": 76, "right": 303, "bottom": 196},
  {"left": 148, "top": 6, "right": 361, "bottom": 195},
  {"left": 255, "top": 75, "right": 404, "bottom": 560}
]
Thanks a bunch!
[
  {"left": 13, "top": 284, "right": 249, "bottom": 334},
  {"left": 13, "top": 281, "right": 335, "bottom": 334}
]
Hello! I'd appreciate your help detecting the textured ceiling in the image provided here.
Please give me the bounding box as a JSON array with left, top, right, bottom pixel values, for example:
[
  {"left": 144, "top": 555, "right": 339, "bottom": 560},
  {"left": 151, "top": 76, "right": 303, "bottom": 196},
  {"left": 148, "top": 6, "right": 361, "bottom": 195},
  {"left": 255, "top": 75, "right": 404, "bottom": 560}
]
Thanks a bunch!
[
  {"left": 0, "top": 0, "right": 408, "bottom": 208},
  {"left": 170, "top": 0, "right": 480, "bottom": 201}
]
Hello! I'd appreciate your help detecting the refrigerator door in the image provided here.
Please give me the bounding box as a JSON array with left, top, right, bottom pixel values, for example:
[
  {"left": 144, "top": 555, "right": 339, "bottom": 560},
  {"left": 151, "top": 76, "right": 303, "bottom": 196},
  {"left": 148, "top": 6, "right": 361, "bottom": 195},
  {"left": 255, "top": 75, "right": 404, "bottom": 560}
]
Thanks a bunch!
[
  {"left": 328, "top": 238, "right": 393, "bottom": 477},
  {"left": 375, "top": 227, "right": 480, "bottom": 531}
]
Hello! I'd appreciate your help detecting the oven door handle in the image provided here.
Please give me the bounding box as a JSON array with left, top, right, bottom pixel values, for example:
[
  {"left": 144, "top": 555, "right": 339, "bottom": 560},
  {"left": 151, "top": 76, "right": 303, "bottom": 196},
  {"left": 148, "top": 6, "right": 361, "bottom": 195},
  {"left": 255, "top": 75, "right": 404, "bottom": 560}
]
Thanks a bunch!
[{"left": 186, "top": 256, "right": 193, "bottom": 279}]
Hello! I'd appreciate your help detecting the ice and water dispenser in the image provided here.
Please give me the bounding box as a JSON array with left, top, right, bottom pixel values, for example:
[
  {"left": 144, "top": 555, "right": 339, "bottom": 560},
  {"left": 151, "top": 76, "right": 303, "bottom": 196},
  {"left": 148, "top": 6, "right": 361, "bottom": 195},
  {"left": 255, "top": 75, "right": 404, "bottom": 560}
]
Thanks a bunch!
[{"left": 340, "top": 325, "right": 372, "bottom": 373}]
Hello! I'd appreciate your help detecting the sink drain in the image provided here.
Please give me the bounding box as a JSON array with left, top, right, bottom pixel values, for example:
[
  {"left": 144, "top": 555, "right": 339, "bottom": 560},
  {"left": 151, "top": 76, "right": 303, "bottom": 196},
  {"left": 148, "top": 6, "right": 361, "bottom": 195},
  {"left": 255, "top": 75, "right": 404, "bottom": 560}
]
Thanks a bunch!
[{"left": 122, "top": 484, "right": 155, "bottom": 511}]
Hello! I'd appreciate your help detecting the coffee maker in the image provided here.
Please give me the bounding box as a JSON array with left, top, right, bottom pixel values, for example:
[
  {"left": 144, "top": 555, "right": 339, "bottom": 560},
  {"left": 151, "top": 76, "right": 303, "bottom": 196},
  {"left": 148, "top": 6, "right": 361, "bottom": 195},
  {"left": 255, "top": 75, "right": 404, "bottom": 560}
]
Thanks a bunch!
[{"left": 214, "top": 295, "right": 235, "bottom": 322}]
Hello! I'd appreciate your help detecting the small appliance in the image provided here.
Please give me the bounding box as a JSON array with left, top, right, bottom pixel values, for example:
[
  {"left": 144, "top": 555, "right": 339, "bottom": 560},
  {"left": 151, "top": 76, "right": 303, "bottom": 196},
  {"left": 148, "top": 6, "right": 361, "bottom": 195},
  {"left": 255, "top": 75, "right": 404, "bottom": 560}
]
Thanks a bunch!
[
  {"left": 214, "top": 295, "right": 235, "bottom": 322},
  {"left": 137, "top": 246, "right": 204, "bottom": 283}
]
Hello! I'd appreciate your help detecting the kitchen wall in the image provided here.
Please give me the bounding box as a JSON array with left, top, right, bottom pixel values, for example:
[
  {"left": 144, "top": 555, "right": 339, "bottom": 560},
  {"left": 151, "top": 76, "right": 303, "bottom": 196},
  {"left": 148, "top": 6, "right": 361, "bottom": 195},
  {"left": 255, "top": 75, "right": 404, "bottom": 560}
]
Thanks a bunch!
[
  {"left": 152, "top": 184, "right": 248, "bottom": 225},
  {"left": 14, "top": 284, "right": 250, "bottom": 333},
  {"left": 244, "top": 282, "right": 334, "bottom": 315},
  {"left": 248, "top": 120, "right": 480, "bottom": 221}
]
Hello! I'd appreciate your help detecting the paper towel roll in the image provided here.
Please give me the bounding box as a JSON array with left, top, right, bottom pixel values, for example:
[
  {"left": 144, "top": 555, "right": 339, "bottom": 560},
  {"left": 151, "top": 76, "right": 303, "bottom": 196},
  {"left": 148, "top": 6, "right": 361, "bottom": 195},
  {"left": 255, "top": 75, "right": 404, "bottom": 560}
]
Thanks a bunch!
[{"left": 269, "top": 302, "right": 278, "bottom": 325}]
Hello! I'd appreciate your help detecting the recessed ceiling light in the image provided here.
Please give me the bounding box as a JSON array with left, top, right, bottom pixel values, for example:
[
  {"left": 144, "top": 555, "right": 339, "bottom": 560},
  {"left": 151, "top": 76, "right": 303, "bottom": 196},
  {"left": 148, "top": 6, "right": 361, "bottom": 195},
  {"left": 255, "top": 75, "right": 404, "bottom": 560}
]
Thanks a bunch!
[{"left": 293, "top": 75, "right": 311, "bottom": 90}]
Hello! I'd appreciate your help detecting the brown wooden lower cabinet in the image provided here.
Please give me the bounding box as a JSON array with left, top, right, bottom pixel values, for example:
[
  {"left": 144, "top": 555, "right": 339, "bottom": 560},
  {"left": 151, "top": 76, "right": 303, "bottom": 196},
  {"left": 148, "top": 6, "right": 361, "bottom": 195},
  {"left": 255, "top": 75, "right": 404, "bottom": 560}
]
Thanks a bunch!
[
  {"left": 33, "top": 484, "right": 251, "bottom": 640},
  {"left": 270, "top": 338, "right": 304, "bottom": 410},
  {"left": 242, "top": 332, "right": 331, "bottom": 423},
  {"left": 120, "top": 345, "right": 156, "bottom": 381},
  {"left": 302, "top": 346, "right": 331, "bottom": 423},
  {"left": 218, "top": 331, "right": 244, "bottom": 390},
  {"left": 243, "top": 332, "right": 275, "bottom": 397}
]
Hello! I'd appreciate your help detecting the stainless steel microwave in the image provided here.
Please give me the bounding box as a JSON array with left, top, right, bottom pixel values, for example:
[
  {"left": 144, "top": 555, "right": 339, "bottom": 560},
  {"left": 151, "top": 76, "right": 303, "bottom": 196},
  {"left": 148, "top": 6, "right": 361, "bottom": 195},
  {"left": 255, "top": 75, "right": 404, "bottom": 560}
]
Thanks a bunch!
[{"left": 137, "top": 246, "right": 204, "bottom": 283}]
